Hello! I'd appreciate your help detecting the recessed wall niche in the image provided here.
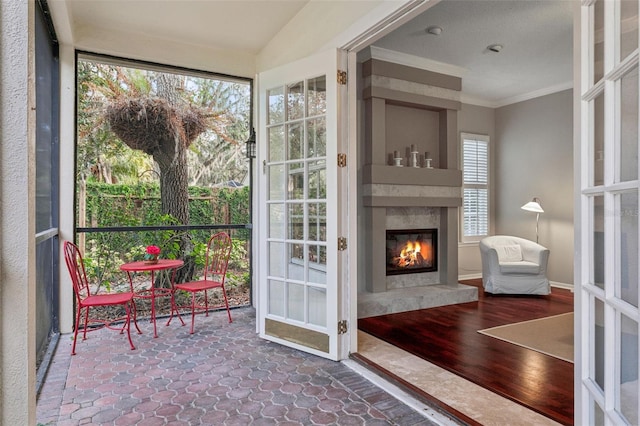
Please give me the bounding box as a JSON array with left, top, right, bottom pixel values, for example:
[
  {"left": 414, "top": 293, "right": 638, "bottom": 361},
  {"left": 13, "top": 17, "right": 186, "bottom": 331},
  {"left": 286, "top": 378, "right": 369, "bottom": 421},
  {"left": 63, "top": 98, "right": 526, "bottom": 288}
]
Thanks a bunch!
[{"left": 385, "top": 105, "right": 440, "bottom": 167}]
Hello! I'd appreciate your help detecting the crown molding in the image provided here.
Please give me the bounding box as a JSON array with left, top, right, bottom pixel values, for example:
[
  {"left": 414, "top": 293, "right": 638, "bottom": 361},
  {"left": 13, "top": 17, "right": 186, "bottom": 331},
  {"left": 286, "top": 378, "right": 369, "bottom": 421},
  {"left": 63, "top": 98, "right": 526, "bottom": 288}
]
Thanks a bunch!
[
  {"left": 492, "top": 81, "right": 573, "bottom": 108},
  {"left": 363, "top": 45, "right": 468, "bottom": 78}
]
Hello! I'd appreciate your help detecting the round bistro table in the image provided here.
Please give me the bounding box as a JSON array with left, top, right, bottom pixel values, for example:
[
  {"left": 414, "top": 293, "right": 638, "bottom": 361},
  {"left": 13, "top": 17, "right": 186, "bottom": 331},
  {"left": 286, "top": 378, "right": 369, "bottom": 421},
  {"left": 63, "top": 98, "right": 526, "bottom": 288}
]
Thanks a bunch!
[{"left": 120, "top": 259, "right": 185, "bottom": 337}]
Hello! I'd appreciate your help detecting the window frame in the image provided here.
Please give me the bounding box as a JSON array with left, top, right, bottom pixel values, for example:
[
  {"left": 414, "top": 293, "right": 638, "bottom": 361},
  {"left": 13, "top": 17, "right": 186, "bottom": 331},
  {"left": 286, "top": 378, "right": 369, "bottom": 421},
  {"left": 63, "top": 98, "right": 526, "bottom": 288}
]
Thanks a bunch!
[{"left": 460, "top": 132, "right": 490, "bottom": 243}]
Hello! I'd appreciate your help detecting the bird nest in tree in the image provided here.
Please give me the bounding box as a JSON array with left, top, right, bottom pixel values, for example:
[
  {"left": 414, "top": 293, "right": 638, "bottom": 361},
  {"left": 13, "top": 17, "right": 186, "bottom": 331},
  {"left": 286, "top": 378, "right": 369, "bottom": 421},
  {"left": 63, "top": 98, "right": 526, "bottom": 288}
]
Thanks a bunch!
[{"left": 106, "top": 97, "right": 207, "bottom": 153}]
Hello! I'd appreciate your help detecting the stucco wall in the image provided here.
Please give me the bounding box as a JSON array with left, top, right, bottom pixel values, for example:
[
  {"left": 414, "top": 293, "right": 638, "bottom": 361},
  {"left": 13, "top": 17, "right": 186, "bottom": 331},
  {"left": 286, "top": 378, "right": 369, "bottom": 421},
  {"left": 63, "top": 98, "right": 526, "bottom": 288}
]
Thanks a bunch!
[
  {"left": 0, "top": 0, "right": 37, "bottom": 423},
  {"left": 495, "top": 89, "right": 574, "bottom": 286}
]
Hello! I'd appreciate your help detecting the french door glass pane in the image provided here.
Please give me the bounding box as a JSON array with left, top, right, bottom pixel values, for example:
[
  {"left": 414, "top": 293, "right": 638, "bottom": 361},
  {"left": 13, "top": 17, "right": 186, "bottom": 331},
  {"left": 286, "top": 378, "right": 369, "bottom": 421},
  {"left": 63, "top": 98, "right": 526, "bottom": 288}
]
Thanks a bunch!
[
  {"left": 269, "top": 125, "right": 285, "bottom": 162},
  {"left": 269, "top": 242, "right": 284, "bottom": 278},
  {"left": 269, "top": 204, "right": 285, "bottom": 239},
  {"left": 307, "top": 76, "right": 326, "bottom": 117},
  {"left": 269, "top": 164, "right": 285, "bottom": 200},
  {"left": 620, "top": 0, "right": 639, "bottom": 61},
  {"left": 619, "top": 314, "right": 639, "bottom": 424},
  {"left": 619, "top": 66, "right": 638, "bottom": 182},
  {"left": 616, "top": 191, "right": 638, "bottom": 306},
  {"left": 287, "top": 81, "right": 304, "bottom": 121},
  {"left": 593, "top": 195, "right": 605, "bottom": 289},
  {"left": 594, "top": 297, "right": 605, "bottom": 390},
  {"left": 268, "top": 87, "right": 285, "bottom": 125},
  {"left": 308, "top": 245, "right": 326, "bottom": 285},
  {"left": 287, "top": 242, "right": 304, "bottom": 280},
  {"left": 308, "top": 161, "right": 327, "bottom": 199},
  {"left": 593, "top": 397, "right": 605, "bottom": 426},
  {"left": 594, "top": 92, "right": 605, "bottom": 186},
  {"left": 308, "top": 202, "right": 326, "bottom": 242},
  {"left": 308, "top": 286, "right": 326, "bottom": 327},
  {"left": 594, "top": 0, "right": 605, "bottom": 83},
  {"left": 287, "top": 203, "right": 304, "bottom": 240},
  {"left": 288, "top": 122, "right": 304, "bottom": 161},
  {"left": 307, "top": 117, "right": 326, "bottom": 157},
  {"left": 288, "top": 162, "right": 304, "bottom": 200},
  {"left": 287, "top": 283, "right": 305, "bottom": 321},
  {"left": 268, "top": 279, "right": 285, "bottom": 317}
]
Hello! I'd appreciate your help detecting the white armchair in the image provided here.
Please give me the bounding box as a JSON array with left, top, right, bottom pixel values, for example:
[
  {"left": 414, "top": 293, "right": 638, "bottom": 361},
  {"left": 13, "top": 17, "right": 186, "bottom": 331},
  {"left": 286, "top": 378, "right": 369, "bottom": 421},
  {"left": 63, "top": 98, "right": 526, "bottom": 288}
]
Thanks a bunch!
[{"left": 479, "top": 235, "right": 550, "bottom": 295}]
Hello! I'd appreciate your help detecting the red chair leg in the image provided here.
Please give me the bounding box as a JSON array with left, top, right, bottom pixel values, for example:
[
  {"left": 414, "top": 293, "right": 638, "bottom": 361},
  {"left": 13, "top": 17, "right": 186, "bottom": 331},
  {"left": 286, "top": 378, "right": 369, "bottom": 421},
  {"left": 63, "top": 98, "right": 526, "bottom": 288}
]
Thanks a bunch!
[
  {"left": 190, "top": 292, "right": 197, "bottom": 334},
  {"left": 204, "top": 290, "right": 209, "bottom": 317},
  {"left": 82, "top": 306, "right": 90, "bottom": 341},
  {"left": 131, "top": 299, "right": 142, "bottom": 334},
  {"left": 166, "top": 290, "right": 185, "bottom": 327},
  {"left": 221, "top": 286, "right": 232, "bottom": 323},
  {"left": 124, "top": 301, "right": 135, "bottom": 350},
  {"left": 72, "top": 305, "right": 82, "bottom": 355}
]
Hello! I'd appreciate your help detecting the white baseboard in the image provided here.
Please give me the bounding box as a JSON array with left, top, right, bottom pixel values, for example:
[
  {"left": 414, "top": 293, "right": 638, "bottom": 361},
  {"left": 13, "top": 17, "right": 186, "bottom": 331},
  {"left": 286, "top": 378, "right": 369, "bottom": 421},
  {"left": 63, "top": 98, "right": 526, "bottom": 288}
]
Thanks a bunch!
[
  {"left": 458, "top": 275, "right": 575, "bottom": 293},
  {"left": 550, "top": 281, "right": 574, "bottom": 291},
  {"left": 458, "top": 273, "right": 482, "bottom": 280}
]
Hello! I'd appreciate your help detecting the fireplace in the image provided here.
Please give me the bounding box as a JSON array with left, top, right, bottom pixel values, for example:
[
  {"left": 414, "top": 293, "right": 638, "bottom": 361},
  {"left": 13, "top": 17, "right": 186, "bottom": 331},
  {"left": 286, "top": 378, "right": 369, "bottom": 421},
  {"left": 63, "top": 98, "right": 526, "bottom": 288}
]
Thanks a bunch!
[{"left": 386, "top": 228, "right": 437, "bottom": 275}]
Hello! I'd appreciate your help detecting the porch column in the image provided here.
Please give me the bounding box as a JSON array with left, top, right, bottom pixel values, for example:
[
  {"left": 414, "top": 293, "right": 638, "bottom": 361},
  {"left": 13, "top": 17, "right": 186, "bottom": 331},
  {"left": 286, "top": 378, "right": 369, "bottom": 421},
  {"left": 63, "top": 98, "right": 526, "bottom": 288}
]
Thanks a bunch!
[{"left": 0, "top": 0, "right": 37, "bottom": 424}]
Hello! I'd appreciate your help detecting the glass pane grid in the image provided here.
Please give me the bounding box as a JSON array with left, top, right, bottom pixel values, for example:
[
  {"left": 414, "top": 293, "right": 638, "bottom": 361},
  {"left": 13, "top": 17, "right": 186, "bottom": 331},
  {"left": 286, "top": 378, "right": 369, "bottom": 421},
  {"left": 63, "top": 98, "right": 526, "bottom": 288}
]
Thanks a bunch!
[{"left": 265, "top": 74, "right": 329, "bottom": 332}]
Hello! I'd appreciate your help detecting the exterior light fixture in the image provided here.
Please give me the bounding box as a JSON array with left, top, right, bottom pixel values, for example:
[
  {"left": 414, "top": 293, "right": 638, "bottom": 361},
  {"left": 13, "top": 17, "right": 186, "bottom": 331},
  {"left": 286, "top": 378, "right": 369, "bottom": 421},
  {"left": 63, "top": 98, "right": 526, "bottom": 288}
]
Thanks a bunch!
[
  {"left": 426, "top": 26, "right": 443, "bottom": 36},
  {"left": 245, "top": 128, "right": 256, "bottom": 159}
]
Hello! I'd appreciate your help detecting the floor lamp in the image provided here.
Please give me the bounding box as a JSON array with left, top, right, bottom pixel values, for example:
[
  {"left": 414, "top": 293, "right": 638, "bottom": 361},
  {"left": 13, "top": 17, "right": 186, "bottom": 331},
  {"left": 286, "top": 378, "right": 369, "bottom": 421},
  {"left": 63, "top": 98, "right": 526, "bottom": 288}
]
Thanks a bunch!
[{"left": 521, "top": 197, "right": 544, "bottom": 244}]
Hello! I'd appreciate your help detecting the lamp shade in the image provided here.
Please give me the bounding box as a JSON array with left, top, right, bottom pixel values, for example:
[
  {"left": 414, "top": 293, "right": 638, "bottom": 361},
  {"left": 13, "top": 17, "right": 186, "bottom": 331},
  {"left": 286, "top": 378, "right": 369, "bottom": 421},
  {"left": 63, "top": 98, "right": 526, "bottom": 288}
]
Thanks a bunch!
[{"left": 521, "top": 198, "right": 544, "bottom": 213}]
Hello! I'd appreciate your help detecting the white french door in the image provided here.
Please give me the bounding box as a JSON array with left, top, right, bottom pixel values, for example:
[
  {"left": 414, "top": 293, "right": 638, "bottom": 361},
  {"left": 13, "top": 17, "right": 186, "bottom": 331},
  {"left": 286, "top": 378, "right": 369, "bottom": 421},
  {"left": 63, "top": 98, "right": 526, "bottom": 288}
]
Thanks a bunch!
[
  {"left": 256, "top": 49, "right": 348, "bottom": 360},
  {"left": 578, "top": 0, "right": 639, "bottom": 424}
]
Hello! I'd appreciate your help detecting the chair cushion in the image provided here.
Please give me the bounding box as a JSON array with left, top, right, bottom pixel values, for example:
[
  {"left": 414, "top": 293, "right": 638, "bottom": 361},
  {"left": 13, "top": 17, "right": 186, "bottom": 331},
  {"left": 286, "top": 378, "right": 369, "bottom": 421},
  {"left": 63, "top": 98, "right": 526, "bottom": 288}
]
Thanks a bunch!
[
  {"left": 495, "top": 244, "right": 523, "bottom": 262},
  {"left": 83, "top": 292, "right": 133, "bottom": 306},
  {"left": 175, "top": 279, "right": 223, "bottom": 292},
  {"left": 499, "top": 261, "right": 540, "bottom": 274}
]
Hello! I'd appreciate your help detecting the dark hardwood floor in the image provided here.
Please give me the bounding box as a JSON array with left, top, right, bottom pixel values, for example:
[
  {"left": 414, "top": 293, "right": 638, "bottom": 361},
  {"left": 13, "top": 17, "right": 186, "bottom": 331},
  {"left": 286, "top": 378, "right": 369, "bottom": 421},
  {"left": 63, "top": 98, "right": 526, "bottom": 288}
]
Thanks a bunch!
[{"left": 358, "top": 279, "right": 574, "bottom": 425}]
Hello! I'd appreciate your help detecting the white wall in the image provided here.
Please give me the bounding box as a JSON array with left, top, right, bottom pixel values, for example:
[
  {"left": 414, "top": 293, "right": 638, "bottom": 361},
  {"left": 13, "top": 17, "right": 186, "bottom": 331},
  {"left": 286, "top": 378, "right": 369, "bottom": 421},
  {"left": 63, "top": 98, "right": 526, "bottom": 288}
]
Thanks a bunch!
[
  {"left": 495, "top": 89, "right": 574, "bottom": 286},
  {"left": 457, "top": 103, "right": 495, "bottom": 278},
  {"left": 0, "top": 0, "right": 37, "bottom": 423}
]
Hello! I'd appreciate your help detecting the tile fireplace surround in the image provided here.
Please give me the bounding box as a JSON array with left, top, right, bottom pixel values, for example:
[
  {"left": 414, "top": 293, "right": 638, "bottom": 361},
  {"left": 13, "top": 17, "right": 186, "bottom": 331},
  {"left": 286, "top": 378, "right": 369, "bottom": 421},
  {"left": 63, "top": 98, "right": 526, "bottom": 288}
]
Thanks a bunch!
[{"left": 357, "top": 55, "right": 478, "bottom": 318}]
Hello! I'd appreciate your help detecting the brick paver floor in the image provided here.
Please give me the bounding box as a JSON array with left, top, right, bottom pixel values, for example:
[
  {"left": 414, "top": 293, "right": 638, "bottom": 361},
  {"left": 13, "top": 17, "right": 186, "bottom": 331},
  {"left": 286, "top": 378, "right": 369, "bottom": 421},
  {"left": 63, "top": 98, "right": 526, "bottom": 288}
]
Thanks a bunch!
[{"left": 37, "top": 307, "right": 439, "bottom": 425}]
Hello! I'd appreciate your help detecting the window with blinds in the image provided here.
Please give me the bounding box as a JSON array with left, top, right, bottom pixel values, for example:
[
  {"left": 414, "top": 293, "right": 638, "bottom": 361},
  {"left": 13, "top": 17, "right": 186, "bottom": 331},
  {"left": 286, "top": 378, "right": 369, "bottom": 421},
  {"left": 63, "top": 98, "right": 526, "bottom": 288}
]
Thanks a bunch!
[{"left": 461, "top": 133, "right": 489, "bottom": 241}]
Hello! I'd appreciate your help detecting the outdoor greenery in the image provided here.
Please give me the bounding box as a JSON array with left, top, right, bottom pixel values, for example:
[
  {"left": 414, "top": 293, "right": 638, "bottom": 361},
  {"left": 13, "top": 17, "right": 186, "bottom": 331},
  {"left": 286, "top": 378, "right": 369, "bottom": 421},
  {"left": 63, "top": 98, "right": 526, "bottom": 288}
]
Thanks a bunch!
[
  {"left": 80, "top": 183, "right": 250, "bottom": 293},
  {"left": 75, "top": 56, "right": 252, "bottom": 292}
]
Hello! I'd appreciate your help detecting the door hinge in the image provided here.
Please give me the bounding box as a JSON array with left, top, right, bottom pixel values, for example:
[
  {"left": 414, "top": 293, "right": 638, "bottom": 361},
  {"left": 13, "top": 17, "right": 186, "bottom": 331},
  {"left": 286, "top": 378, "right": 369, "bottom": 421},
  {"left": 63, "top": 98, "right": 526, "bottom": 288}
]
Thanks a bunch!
[
  {"left": 337, "top": 70, "right": 347, "bottom": 85},
  {"left": 337, "top": 153, "right": 347, "bottom": 167},
  {"left": 338, "top": 320, "right": 348, "bottom": 334},
  {"left": 338, "top": 237, "right": 347, "bottom": 251}
]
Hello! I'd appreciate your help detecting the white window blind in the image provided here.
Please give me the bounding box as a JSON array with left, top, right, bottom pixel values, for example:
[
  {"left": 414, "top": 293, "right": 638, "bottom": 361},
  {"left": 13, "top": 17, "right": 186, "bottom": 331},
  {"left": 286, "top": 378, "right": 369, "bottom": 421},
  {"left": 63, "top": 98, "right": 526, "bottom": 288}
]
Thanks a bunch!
[{"left": 461, "top": 134, "right": 489, "bottom": 240}]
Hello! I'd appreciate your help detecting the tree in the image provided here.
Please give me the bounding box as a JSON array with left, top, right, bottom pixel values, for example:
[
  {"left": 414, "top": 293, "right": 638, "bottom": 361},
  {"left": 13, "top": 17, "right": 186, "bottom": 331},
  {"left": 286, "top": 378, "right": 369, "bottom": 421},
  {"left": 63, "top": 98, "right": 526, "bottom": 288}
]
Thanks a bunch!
[{"left": 77, "top": 59, "right": 250, "bottom": 282}]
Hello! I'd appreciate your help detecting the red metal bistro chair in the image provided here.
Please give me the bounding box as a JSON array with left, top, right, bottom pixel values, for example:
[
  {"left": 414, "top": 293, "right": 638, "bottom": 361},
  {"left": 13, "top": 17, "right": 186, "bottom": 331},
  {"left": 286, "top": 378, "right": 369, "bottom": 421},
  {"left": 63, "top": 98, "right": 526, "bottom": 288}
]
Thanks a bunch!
[
  {"left": 172, "top": 232, "right": 233, "bottom": 334},
  {"left": 63, "top": 241, "right": 137, "bottom": 355}
]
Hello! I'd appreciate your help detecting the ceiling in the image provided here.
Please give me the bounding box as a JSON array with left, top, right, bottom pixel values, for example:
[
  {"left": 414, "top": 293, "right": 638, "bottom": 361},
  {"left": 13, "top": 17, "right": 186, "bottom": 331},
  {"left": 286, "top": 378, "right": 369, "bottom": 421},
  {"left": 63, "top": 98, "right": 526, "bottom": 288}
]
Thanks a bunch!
[
  {"left": 56, "top": 0, "right": 573, "bottom": 107},
  {"left": 372, "top": 0, "right": 574, "bottom": 106},
  {"left": 63, "top": 1, "right": 310, "bottom": 54}
]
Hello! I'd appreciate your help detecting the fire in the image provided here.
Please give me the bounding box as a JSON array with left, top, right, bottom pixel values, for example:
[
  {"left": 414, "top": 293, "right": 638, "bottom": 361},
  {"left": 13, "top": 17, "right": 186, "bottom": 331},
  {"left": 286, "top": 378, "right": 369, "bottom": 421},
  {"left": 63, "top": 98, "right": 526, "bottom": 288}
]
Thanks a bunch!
[{"left": 395, "top": 240, "right": 430, "bottom": 268}]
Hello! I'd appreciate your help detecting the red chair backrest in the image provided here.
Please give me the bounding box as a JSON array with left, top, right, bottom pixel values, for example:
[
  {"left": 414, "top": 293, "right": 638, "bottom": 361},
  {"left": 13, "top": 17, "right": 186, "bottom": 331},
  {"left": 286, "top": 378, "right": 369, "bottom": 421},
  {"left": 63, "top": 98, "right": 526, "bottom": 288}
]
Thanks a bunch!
[
  {"left": 203, "top": 232, "right": 232, "bottom": 282},
  {"left": 63, "top": 241, "right": 91, "bottom": 303}
]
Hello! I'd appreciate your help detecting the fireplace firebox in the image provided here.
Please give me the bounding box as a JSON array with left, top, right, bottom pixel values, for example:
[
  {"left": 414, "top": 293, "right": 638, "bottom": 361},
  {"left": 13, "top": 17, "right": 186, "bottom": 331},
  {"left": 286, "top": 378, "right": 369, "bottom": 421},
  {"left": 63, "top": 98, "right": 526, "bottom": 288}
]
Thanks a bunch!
[{"left": 386, "top": 228, "right": 437, "bottom": 275}]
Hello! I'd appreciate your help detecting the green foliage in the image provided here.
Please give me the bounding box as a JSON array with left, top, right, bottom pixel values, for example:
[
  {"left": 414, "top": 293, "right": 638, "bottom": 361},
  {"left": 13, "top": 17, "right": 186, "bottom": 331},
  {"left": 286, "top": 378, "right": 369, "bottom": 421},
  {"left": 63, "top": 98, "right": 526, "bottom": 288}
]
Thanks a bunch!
[{"left": 80, "top": 182, "right": 250, "bottom": 288}]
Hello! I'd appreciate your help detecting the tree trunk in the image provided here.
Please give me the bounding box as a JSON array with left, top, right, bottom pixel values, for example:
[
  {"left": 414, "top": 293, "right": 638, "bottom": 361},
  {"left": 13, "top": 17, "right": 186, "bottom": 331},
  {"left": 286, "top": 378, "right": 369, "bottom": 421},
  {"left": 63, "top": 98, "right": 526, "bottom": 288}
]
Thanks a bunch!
[{"left": 154, "top": 73, "right": 195, "bottom": 283}]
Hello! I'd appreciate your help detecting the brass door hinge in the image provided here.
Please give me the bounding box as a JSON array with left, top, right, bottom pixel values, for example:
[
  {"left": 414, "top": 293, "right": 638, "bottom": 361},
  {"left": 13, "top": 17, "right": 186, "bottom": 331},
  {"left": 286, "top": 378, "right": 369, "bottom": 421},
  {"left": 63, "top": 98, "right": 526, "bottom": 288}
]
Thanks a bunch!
[
  {"left": 338, "top": 237, "right": 347, "bottom": 251},
  {"left": 337, "top": 70, "right": 347, "bottom": 85},
  {"left": 337, "top": 153, "right": 347, "bottom": 167},
  {"left": 338, "top": 320, "right": 348, "bottom": 334}
]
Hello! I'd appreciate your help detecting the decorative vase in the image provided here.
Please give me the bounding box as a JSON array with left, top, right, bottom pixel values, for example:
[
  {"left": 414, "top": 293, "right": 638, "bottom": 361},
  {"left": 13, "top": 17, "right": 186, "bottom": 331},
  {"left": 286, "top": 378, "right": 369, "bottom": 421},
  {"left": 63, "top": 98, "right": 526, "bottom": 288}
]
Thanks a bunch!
[{"left": 143, "top": 255, "right": 159, "bottom": 265}]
